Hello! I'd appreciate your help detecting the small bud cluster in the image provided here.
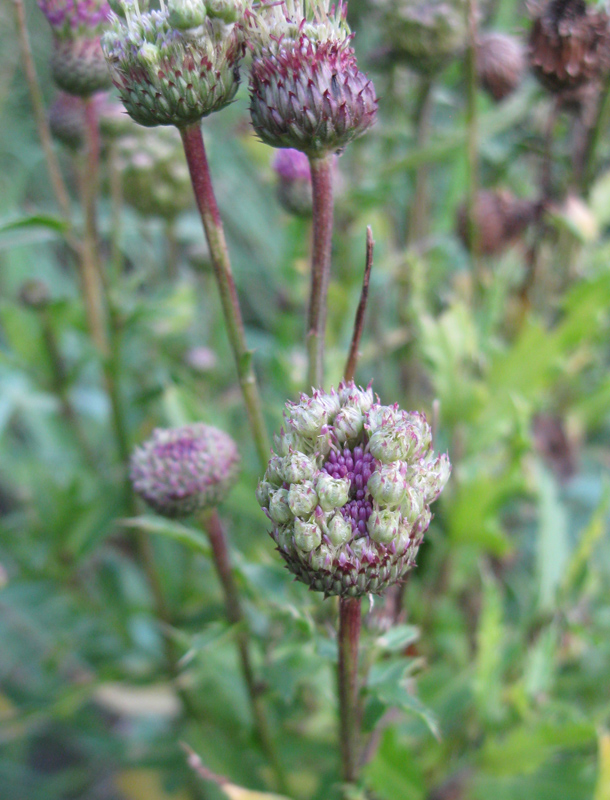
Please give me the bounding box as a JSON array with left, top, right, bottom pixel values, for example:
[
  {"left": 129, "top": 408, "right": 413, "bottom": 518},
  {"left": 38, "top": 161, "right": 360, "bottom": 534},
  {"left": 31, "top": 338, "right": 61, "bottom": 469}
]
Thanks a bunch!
[
  {"left": 116, "top": 127, "right": 193, "bottom": 220},
  {"left": 457, "top": 189, "right": 540, "bottom": 257},
  {"left": 39, "top": 0, "right": 113, "bottom": 95},
  {"left": 379, "top": 0, "right": 466, "bottom": 76},
  {"left": 248, "top": 0, "right": 377, "bottom": 157},
  {"left": 102, "top": 0, "right": 245, "bottom": 128},
  {"left": 131, "top": 423, "right": 240, "bottom": 518},
  {"left": 257, "top": 382, "right": 450, "bottom": 597}
]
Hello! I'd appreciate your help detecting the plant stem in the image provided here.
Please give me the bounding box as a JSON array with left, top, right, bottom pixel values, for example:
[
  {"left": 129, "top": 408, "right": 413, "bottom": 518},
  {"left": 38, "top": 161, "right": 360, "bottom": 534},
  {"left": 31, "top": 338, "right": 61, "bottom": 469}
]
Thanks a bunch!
[
  {"left": 179, "top": 123, "right": 269, "bottom": 469},
  {"left": 39, "top": 306, "right": 96, "bottom": 467},
  {"left": 78, "top": 98, "right": 109, "bottom": 355},
  {"left": 12, "top": 0, "right": 71, "bottom": 222},
  {"left": 338, "top": 596, "right": 362, "bottom": 785},
  {"left": 344, "top": 227, "right": 374, "bottom": 383},
  {"left": 407, "top": 78, "right": 434, "bottom": 246},
  {"left": 108, "top": 141, "right": 124, "bottom": 284},
  {"left": 582, "top": 73, "right": 610, "bottom": 194},
  {"left": 306, "top": 154, "right": 335, "bottom": 390},
  {"left": 200, "top": 509, "right": 289, "bottom": 794},
  {"left": 464, "top": 0, "right": 481, "bottom": 282}
]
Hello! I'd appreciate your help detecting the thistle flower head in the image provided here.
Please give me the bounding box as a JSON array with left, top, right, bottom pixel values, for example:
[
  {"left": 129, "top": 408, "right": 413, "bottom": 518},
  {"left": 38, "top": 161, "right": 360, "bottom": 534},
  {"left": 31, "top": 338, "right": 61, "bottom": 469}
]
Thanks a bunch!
[
  {"left": 38, "top": 0, "right": 111, "bottom": 38},
  {"left": 379, "top": 0, "right": 467, "bottom": 76},
  {"left": 131, "top": 423, "right": 240, "bottom": 518},
  {"left": 39, "top": 0, "right": 113, "bottom": 95},
  {"left": 457, "top": 189, "right": 540, "bottom": 256},
  {"left": 273, "top": 148, "right": 313, "bottom": 215},
  {"left": 102, "top": 0, "right": 245, "bottom": 127},
  {"left": 116, "top": 126, "right": 193, "bottom": 219},
  {"left": 248, "top": 0, "right": 377, "bottom": 157},
  {"left": 258, "top": 382, "right": 451, "bottom": 597},
  {"left": 529, "top": 0, "right": 610, "bottom": 96},
  {"left": 477, "top": 32, "right": 526, "bottom": 102}
]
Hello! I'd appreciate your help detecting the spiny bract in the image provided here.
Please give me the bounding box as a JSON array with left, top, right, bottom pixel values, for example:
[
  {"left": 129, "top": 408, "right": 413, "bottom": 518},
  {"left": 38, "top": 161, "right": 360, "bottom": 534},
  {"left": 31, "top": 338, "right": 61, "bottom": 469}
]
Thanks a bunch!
[
  {"left": 248, "top": 0, "right": 377, "bottom": 157},
  {"left": 257, "top": 382, "right": 451, "bottom": 598},
  {"left": 131, "top": 423, "right": 240, "bottom": 518},
  {"left": 102, "top": 0, "right": 245, "bottom": 127}
]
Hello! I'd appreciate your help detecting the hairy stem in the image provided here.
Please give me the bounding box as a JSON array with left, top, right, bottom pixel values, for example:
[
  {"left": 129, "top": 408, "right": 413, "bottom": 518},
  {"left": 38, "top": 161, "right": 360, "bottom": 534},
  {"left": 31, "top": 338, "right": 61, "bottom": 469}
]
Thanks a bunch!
[
  {"left": 306, "top": 155, "right": 335, "bottom": 390},
  {"left": 179, "top": 123, "right": 269, "bottom": 469},
  {"left": 338, "top": 596, "right": 362, "bottom": 785},
  {"left": 201, "top": 509, "right": 289, "bottom": 794}
]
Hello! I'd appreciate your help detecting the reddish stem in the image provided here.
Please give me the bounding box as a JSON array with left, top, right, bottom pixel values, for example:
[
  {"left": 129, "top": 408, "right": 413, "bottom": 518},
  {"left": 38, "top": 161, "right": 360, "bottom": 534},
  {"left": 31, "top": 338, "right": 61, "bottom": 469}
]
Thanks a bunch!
[
  {"left": 307, "top": 155, "right": 335, "bottom": 390},
  {"left": 338, "top": 596, "right": 362, "bottom": 785}
]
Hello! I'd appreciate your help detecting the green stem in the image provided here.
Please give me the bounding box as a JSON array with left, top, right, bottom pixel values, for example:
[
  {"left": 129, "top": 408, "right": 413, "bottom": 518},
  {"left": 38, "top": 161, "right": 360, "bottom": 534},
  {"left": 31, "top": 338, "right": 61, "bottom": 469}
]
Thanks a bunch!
[
  {"left": 338, "top": 596, "right": 362, "bottom": 786},
  {"left": 39, "top": 306, "right": 96, "bottom": 467},
  {"left": 12, "top": 0, "right": 71, "bottom": 221},
  {"left": 407, "top": 78, "right": 434, "bottom": 246},
  {"left": 201, "top": 509, "right": 289, "bottom": 794},
  {"left": 108, "top": 141, "right": 124, "bottom": 284},
  {"left": 465, "top": 0, "right": 481, "bottom": 283},
  {"left": 306, "top": 155, "right": 335, "bottom": 390},
  {"left": 582, "top": 73, "right": 610, "bottom": 194},
  {"left": 179, "top": 123, "right": 269, "bottom": 470}
]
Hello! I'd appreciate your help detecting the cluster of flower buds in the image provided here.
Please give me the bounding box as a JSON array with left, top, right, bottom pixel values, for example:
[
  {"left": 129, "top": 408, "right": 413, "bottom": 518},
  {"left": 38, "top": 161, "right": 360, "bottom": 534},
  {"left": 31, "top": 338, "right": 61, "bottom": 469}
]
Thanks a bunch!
[
  {"left": 477, "top": 32, "right": 526, "bottom": 102},
  {"left": 48, "top": 90, "right": 118, "bottom": 149},
  {"left": 102, "top": 0, "right": 246, "bottom": 128},
  {"left": 529, "top": 0, "right": 610, "bottom": 100},
  {"left": 457, "top": 189, "right": 540, "bottom": 257},
  {"left": 257, "top": 382, "right": 450, "bottom": 598},
  {"left": 116, "top": 127, "right": 194, "bottom": 220},
  {"left": 378, "top": 0, "right": 466, "bottom": 76},
  {"left": 130, "top": 423, "right": 240, "bottom": 518},
  {"left": 248, "top": 0, "right": 377, "bottom": 158},
  {"left": 38, "top": 0, "right": 113, "bottom": 96},
  {"left": 273, "top": 148, "right": 313, "bottom": 216}
]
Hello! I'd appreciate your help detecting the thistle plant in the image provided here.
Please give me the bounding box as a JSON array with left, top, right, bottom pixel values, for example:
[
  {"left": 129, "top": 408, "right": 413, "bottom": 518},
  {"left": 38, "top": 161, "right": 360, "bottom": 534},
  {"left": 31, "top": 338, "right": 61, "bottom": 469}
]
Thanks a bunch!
[
  {"left": 248, "top": 0, "right": 377, "bottom": 388},
  {"left": 102, "top": 0, "right": 270, "bottom": 468},
  {"left": 258, "top": 381, "right": 450, "bottom": 785},
  {"left": 131, "top": 425, "right": 287, "bottom": 791},
  {"left": 38, "top": 0, "right": 112, "bottom": 96}
]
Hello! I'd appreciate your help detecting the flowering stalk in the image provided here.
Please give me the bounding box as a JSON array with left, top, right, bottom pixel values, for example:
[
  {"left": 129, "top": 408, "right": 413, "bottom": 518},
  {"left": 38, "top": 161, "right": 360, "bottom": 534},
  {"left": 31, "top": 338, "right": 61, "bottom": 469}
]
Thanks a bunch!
[
  {"left": 13, "top": 0, "right": 72, "bottom": 222},
  {"left": 338, "top": 596, "right": 362, "bottom": 785},
  {"left": 200, "top": 509, "right": 289, "bottom": 794},
  {"left": 465, "top": 0, "right": 480, "bottom": 279},
  {"left": 407, "top": 78, "right": 434, "bottom": 246},
  {"left": 307, "top": 155, "right": 335, "bottom": 389},
  {"left": 179, "top": 123, "right": 270, "bottom": 469}
]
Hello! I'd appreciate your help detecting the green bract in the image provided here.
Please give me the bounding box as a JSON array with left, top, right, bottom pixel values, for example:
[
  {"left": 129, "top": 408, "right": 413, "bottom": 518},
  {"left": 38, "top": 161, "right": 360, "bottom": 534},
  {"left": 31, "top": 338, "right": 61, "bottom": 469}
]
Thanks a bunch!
[
  {"left": 258, "top": 382, "right": 451, "bottom": 598},
  {"left": 102, "top": 0, "right": 245, "bottom": 127}
]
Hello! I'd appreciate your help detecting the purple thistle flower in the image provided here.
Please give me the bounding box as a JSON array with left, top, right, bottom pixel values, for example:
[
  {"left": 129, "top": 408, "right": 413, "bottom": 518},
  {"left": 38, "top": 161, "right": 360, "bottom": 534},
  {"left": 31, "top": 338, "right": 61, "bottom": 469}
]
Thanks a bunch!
[
  {"left": 131, "top": 424, "right": 240, "bottom": 518},
  {"left": 257, "top": 382, "right": 451, "bottom": 598}
]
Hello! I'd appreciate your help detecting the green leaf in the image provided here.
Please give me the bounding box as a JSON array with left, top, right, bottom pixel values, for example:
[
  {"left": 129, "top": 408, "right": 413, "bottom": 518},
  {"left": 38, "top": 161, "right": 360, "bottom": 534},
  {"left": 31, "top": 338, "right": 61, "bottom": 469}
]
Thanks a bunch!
[
  {"left": 594, "top": 730, "right": 610, "bottom": 800},
  {"left": 0, "top": 213, "right": 69, "bottom": 234},
  {"left": 363, "top": 728, "right": 424, "bottom": 800},
  {"left": 535, "top": 463, "right": 569, "bottom": 611},
  {"left": 375, "top": 625, "right": 420, "bottom": 653},
  {"left": 121, "top": 515, "right": 211, "bottom": 557}
]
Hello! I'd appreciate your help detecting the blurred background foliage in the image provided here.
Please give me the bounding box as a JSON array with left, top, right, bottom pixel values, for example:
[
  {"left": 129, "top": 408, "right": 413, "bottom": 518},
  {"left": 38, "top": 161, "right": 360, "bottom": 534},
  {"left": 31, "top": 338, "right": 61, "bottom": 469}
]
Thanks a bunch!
[{"left": 1, "top": 0, "right": 610, "bottom": 798}]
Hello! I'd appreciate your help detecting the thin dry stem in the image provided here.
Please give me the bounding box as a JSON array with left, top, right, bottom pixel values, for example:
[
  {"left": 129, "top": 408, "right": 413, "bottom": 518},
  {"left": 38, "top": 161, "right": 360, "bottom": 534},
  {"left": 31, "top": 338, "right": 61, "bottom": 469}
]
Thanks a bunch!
[{"left": 344, "top": 226, "right": 374, "bottom": 383}]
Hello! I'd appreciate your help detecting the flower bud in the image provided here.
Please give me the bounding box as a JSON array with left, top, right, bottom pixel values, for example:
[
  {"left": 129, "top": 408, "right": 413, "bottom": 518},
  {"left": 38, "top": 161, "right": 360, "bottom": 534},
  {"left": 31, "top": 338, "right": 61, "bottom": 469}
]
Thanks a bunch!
[
  {"left": 477, "top": 32, "right": 525, "bottom": 102},
  {"left": 288, "top": 481, "right": 318, "bottom": 516},
  {"left": 248, "top": 0, "right": 377, "bottom": 157},
  {"left": 333, "top": 406, "right": 364, "bottom": 443},
  {"left": 367, "top": 507, "right": 401, "bottom": 544},
  {"left": 367, "top": 462, "right": 407, "bottom": 506},
  {"left": 130, "top": 423, "right": 239, "bottom": 518},
  {"left": 294, "top": 518, "right": 322, "bottom": 553},
  {"left": 269, "top": 488, "right": 292, "bottom": 524},
  {"left": 167, "top": 0, "right": 207, "bottom": 30},
  {"left": 327, "top": 513, "right": 353, "bottom": 546},
  {"left": 281, "top": 451, "right": 317, "bottom": 483},
  {"left": 316, "top": 472, "right": 350, "bottom": 512}
]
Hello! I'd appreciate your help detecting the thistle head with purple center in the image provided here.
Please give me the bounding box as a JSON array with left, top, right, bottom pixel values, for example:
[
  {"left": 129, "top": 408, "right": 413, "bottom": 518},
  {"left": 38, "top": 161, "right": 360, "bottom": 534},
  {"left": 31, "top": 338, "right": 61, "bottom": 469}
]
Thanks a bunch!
[
  {"left": 248, "top": 0, "right": 377, "bottom": 158},
  {"left": 257, "top": 382, "right": 451, "bottom": 598},
  {"left": 131, "top": 423, "right": 240, "bottom": 518},
  {"left": 38, "top": 0, "right": 113, "bottom": 95}
]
